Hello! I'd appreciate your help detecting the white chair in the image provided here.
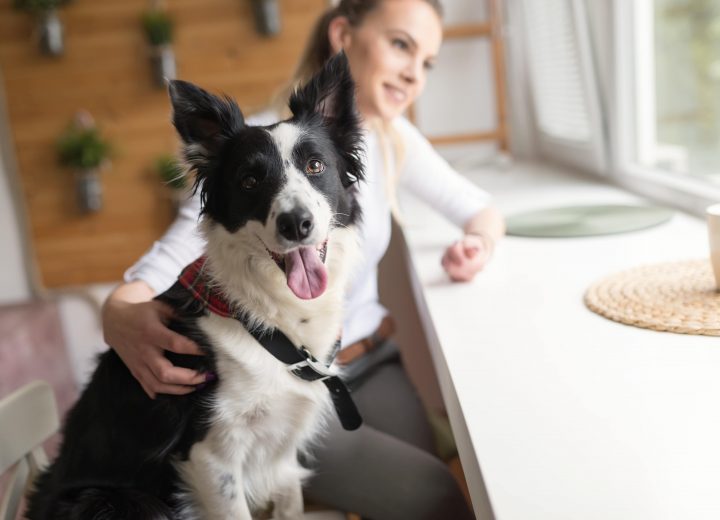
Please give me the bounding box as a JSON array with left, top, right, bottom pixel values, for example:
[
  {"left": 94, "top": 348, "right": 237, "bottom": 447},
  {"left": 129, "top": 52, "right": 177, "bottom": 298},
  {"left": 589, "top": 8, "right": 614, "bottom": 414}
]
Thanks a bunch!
[{"left": 0, "top": 381, "right": 59, "bottom": 520}]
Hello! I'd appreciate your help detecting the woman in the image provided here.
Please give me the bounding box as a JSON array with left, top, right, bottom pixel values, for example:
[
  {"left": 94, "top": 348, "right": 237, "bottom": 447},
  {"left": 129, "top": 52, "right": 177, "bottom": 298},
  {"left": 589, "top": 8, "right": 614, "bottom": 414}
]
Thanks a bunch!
[{"left": 103, "top": 0, "right": 505, "bottom": 517}]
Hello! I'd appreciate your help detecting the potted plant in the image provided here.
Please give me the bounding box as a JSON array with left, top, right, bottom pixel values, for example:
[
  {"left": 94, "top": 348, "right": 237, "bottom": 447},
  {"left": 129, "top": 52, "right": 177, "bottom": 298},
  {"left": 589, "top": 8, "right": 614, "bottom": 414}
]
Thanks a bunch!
[
  {"left": 142, "top": 7, "right": 176, "bottom": 86},
  {"left": 154, "top": 153, "right": 189, "bottom": 207},
  {"left": 13, "top": 0, "right": 72, "bottom": 56},
  {"left": 57, "top": 111, "right": 112, "bottom": 213}
]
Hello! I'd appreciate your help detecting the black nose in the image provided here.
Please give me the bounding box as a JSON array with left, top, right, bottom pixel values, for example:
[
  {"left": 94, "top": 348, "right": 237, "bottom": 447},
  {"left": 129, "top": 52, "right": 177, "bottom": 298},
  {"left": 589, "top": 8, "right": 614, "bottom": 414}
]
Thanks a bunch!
[{"left": 277, "top": 209, "right": 314, "bottom": 242}]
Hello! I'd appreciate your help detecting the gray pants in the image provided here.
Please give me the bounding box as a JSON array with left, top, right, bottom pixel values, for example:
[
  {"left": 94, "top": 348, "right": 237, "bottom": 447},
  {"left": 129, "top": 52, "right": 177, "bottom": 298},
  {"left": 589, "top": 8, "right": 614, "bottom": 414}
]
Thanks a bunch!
[{"left": 303, "top": 342, "right": 475, "bottom": 520}]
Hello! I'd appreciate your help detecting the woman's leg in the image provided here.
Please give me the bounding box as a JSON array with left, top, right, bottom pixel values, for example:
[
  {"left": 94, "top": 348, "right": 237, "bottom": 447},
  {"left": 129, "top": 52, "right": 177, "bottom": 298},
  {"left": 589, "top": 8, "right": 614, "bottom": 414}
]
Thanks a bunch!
[
  {"left": 350, "top": 359, "right": 436, "bottom": 454},
  {"left": 304, "top": 357, "right": 474, "bottom": 519}
]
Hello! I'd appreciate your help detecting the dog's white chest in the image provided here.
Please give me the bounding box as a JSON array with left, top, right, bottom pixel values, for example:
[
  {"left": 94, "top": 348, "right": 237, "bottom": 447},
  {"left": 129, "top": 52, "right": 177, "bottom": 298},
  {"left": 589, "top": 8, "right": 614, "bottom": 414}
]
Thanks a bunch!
[{"left": 175, "top": 315, "right": 332, "bottom": 518}]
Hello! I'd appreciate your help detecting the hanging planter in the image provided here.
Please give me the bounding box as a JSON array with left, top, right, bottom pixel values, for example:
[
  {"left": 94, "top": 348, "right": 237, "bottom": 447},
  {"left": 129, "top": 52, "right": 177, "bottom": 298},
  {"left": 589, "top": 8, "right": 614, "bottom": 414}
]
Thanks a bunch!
[
  {"left": 142, "top": 8, "right": 176, "bottom": 87},
  {"left": 38, "top": 9, "right": 64, "bottom": 56},
  {"left": 251, "top": 0, "right": 281, "bottom": 36},
  {"left": 57, "top": 111, "right": 113, "bottom": 214},
  {"left": 74, "top": 168, "right": 103, "bottom": 213},
  {"left": 13, "top": 0, "right": 71, "bottom": 57},
  {"left": 150, "top": 44, "right": 176, "bottom": 86}
]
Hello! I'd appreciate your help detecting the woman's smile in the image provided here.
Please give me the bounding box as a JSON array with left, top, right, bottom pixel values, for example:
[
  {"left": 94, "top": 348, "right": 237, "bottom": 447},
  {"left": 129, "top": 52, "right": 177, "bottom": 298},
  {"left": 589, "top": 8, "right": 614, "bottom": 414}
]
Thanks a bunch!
[{"left": 383, "top": 83, "right": 408, "bottom": 105}]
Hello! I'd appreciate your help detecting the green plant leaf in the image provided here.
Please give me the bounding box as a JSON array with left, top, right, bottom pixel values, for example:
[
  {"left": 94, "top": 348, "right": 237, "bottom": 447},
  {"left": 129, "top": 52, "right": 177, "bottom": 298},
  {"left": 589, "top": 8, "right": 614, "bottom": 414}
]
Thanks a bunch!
[
  {"left": 13, "top": 0, "right": 70, "bottom": 13},
  {"left": 142, "top": 9, "right": 174, "bottom": 46},
  {"left": 57, "top": 124, "right": 111, "bottom": 170}
]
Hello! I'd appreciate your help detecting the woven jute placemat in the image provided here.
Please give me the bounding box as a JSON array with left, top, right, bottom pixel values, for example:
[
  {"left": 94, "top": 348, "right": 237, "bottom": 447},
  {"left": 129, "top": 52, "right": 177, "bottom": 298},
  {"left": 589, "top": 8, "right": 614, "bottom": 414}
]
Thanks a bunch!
[{"left": 584, "top": 259, "right": 720, "bottom": 336}]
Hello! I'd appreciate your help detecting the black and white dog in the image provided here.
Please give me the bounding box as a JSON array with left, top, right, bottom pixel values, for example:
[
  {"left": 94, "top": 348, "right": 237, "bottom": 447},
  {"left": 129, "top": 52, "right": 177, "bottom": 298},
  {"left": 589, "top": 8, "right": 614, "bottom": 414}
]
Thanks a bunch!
[{"left": 27, "top": 53, "right": 364, "bottom": 520}]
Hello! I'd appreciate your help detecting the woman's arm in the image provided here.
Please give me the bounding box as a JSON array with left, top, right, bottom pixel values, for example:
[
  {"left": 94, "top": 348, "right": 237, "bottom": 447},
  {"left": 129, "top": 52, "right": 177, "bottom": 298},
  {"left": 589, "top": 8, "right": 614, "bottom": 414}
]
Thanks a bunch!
[
  {"left": 102, "top": 280, "right": 207, "bottom": 399},
  {"left": 103, "top": 191, "right": 208, "bottom": 399},
  {"left": 394, "top": 118, "right": 505, "bottom": 282},
  {"left": 441, "top": 205, "right": 506, "bottom": 282}
]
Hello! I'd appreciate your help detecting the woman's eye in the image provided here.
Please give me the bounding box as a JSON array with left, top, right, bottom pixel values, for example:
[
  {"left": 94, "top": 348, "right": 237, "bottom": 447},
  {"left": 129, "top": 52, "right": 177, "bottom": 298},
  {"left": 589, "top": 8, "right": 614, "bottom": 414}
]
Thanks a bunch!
[
  {"left": 241, "top": 175, "right": 258, "bottom": 190},
  {"left": 305, "top": 159, "right": 325, "bottom": 175},
  {"left": 392, "top": 38, "right": 409, "bottom": 51}
]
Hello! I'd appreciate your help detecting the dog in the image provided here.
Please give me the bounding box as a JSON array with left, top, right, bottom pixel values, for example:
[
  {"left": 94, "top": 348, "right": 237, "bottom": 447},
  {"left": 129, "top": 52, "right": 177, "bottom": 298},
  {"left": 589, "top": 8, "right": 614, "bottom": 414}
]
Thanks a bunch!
[{"left": 26, "top": 52, "right": 364, "bottom": 520}]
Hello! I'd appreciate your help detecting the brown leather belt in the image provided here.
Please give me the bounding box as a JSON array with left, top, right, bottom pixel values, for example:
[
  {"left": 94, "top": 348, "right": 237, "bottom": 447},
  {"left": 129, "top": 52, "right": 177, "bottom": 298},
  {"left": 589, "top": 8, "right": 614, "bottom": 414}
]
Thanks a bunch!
[{"left": 335, "top": 316, "right": 396, "bottom": 365}]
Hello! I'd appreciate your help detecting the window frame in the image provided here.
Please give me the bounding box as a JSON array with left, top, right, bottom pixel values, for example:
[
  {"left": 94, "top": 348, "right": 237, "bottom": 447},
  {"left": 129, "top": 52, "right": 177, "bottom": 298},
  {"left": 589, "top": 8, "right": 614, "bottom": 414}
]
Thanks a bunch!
[{"left": 611, "top": 0, "right": 720, "bottom": 216}]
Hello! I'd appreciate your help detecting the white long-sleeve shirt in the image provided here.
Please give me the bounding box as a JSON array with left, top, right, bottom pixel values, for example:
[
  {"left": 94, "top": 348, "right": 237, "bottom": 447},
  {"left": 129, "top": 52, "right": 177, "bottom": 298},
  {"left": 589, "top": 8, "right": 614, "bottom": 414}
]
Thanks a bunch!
[{"left": 125, "top": 115, "right": 491, "bottom": 346}]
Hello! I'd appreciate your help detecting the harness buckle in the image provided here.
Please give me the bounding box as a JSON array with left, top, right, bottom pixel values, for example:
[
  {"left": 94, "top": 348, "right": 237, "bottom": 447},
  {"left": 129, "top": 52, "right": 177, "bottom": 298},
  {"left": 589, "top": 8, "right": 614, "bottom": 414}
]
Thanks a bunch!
[{"left": 287, "top": 347, "right": 335, "bottom": 380}]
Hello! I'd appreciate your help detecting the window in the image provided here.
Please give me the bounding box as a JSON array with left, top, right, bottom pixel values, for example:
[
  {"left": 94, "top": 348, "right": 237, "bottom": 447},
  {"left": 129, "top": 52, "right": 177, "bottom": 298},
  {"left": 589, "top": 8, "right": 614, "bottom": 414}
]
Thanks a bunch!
[
  {"left": 615, "top": 0, "right": 720, "bottom": 204},
  {"left": 521, "top": 0, "right": 607, "bottom": 174}
]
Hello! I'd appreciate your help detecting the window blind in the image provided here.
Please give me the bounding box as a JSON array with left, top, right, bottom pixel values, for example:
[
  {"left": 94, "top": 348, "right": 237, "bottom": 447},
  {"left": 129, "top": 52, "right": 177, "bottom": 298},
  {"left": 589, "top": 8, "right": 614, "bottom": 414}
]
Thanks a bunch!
[
  {"left": 520, "top": 0, "right": 607, "bottom": 173},
  {"left": 523, "top": 0, "right": 591, "bottom": 141}
]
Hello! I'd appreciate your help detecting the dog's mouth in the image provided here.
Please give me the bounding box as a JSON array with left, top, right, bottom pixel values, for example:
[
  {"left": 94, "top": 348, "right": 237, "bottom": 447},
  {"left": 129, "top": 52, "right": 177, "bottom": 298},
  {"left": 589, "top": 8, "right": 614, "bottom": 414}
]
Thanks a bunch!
[{"left": 266, "top": 240, "right": 328, "bottom": 300}]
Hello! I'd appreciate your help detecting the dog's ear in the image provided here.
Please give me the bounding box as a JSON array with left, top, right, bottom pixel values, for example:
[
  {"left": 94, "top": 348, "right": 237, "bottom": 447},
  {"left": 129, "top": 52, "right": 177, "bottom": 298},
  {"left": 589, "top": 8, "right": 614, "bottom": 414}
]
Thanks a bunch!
[
  {"left": 168, "top": 80, "right": 244, "bottom": 159},
  {"left": 289, "top": 52, "right": 356, "bottom": 123},
  {"left": 289, "top": 52, "right": 365, "bottom": 187}
]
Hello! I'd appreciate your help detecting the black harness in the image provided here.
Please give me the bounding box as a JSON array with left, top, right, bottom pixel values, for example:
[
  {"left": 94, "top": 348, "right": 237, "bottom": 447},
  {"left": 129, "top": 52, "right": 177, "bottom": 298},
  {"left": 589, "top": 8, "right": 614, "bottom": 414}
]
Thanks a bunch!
[{"left": 177, "top": 256, "right": 362, "bottom": 431}]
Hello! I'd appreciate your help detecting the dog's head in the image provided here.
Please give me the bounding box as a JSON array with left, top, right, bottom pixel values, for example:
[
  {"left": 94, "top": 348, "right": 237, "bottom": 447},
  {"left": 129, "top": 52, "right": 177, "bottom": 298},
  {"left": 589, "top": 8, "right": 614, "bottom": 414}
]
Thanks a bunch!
[{"left": 168, "top": 53, "right": 364, "bottom": 301}]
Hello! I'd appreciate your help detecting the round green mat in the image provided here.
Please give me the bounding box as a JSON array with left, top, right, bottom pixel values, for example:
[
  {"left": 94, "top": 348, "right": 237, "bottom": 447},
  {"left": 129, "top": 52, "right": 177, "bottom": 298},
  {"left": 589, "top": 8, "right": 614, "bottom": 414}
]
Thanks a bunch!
[{"left": 506, "top": 204, "right": 674, "bottom": 238}]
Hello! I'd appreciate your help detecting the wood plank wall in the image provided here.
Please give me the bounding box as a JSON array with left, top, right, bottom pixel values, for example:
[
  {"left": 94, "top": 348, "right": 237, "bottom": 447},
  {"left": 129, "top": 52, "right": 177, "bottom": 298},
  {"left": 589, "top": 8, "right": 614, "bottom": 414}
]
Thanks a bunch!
[{"left": 0, "top": 0, "right": 326, "bottom": 288}]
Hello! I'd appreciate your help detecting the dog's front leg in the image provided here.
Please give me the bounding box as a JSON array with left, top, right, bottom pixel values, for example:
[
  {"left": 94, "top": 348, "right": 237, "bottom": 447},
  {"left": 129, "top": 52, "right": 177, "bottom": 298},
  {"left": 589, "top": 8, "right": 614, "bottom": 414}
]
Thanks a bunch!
[
  {"left": 271, "top": 480, "right": 303, "bottom": 520},
  {"left": 270, "top": 456, "right": 307, "bottom": 520},
  {"left": 179, "top": 441, "right": 253, "bottom": 520}
]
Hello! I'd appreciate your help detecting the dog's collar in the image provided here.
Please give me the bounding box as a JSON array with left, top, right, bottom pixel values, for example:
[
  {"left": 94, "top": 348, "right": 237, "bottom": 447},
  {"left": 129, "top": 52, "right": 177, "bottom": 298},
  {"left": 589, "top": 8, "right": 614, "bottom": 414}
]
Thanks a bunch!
[{"left": 176, "top": 256, "right": 362, "bottom": 431}]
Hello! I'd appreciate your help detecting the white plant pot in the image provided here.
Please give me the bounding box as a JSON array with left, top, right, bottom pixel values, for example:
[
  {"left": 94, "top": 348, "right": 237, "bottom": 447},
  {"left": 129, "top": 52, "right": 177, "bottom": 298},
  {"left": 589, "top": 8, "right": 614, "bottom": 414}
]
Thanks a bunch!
[
  {"left": 38, "top": 9, "right": 64, "bottom": 56},
  {"left": 75, "top": 169, "right": 103, "bottom": 213},
  {"left": 150, "top": 45, "right": 176, "bottom": 87},
  {"left": 252, "top": 0, "right": 281, "bottom": 36}
]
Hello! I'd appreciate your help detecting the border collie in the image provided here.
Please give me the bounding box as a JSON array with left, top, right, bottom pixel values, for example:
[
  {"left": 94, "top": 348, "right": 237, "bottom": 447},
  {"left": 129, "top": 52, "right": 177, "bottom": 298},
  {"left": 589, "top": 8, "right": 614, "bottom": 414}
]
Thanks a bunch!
[{"left": 26, "top": 53, "right": 364, "bottom": 520}]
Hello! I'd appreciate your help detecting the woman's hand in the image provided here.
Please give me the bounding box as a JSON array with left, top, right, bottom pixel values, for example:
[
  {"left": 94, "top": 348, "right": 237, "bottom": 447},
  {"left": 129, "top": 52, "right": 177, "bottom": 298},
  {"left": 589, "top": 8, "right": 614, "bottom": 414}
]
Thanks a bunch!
[
  {"left": 102, "top": 282, "right": 207, "bottom": 399},
  {"left": 441, "top": 234, "right": 494, "bottom": 282},
  {"left": 442, "top": 206, "right": 505, "bottom": 282}
]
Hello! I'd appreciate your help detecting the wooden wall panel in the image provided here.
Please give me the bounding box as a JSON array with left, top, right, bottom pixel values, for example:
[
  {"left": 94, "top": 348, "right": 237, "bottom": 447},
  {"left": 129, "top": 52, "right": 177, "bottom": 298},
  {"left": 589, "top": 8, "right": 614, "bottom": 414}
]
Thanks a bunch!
[{"left": 0, "top": 0, "right": 326, "bottom": 288}]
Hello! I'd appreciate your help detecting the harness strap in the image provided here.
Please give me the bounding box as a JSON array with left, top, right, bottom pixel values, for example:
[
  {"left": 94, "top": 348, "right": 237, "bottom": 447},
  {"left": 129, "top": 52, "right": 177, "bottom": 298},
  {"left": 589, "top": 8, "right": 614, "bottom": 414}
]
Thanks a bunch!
[{"left": 175, "top": 257, "right": 362, "bottom": 431}]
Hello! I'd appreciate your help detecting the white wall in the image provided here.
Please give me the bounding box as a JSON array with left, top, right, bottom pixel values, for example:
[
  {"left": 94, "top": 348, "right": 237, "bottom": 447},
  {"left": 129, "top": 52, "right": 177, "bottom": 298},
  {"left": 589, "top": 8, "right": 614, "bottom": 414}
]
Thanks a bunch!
[
  {"left": 0, "top": 72, "right": 32, "bottom": 305},
  {"left": 410, "top": 0, "right": 538, "bottom": 165}
]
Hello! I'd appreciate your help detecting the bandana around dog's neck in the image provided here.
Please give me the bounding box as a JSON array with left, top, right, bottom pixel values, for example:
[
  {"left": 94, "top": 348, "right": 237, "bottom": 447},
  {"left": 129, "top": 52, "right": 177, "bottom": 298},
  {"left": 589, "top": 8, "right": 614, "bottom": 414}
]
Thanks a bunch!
[{"left": 177, "top": 256, "right": 362, "bottom": 431}]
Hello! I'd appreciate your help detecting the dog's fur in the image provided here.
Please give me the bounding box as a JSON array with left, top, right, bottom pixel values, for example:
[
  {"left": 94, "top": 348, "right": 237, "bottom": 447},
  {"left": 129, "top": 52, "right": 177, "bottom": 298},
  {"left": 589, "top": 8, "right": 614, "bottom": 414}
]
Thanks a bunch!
[{"left": 26, "top": 53, "right": 364, "bottom": 520}]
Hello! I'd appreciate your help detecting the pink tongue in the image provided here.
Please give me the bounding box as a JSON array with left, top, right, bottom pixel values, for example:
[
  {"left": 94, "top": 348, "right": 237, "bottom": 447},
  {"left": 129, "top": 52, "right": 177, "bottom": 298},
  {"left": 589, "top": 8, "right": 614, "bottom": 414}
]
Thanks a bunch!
[{"left": 284, "top": 246, "right": 328, "bottom": 299}]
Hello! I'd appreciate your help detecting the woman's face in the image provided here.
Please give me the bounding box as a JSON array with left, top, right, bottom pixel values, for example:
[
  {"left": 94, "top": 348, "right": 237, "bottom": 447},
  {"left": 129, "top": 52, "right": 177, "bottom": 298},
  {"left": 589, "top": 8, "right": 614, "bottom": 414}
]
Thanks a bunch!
[{"left": 335, "top": 0, "right": 443, "bottom": 122}]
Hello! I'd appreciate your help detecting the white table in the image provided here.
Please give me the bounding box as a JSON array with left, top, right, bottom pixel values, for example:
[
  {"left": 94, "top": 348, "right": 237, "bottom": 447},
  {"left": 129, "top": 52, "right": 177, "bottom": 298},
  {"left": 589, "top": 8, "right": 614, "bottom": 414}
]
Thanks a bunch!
[{"left": 399, "top": 162, "right": 720, "bottom": 520}]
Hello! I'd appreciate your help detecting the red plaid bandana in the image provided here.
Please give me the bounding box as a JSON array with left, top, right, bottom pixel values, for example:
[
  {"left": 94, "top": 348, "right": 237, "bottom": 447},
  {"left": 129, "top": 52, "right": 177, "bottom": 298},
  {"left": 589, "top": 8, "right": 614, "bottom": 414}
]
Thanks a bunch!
[{"left": 177, "top": 256, "right": 234, "bottom": 318}]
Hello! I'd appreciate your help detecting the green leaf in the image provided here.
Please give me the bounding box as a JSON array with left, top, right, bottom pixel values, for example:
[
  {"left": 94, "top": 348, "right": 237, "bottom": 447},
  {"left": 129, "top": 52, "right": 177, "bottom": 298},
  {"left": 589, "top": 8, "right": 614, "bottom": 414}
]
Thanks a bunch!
[
  {"left": 142, "top": 9, "right": 174, "bottom": 46},
  {"left": 57, "top": 124, "right": 111, "bottom": 170}
]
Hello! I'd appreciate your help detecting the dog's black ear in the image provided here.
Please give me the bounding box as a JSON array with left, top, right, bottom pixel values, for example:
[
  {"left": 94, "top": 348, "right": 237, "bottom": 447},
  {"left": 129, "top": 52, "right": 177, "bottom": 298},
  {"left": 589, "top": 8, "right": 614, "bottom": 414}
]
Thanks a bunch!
[
  {"left": 168, "top": 79, "right": 244, "bottom": 158},
  {"left": 289, "top": 52, "right": 356, "bottom": 123},
  {"left": 289, "top": 52, "right": 365, "bottom": 187}
]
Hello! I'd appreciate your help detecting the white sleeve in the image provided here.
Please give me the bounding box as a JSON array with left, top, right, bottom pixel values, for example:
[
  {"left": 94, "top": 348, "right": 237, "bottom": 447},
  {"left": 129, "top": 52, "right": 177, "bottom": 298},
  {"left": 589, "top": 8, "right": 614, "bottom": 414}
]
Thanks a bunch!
[
  {"left": 395, "top": 117, "right": 492, "bottom": 228},
  {"left": 123, "top": 192, "right": 204, "bottom": 294}
]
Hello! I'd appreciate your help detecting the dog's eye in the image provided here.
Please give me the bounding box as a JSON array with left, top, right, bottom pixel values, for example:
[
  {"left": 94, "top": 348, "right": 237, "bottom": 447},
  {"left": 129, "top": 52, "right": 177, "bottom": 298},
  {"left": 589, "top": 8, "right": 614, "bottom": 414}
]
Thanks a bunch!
[
  {"left": 241, "top": 176, "right": 258, "bottom": 190},
  {"left": 305, "top": 159, "right": 325, "bottom": 175}
]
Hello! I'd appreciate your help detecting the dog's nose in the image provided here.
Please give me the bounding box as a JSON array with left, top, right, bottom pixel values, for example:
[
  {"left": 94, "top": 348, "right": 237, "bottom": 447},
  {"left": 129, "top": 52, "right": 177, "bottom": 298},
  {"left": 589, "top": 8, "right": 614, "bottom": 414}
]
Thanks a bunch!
[{"left": 277, "top": 209, "right": 314, "bottom": 242}]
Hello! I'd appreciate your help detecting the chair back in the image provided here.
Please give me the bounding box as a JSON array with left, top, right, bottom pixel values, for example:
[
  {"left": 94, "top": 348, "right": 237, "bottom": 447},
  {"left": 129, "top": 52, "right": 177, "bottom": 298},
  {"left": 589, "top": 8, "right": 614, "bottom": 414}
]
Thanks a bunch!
[{"left": 0, "top": 381, "right": 59, "bottom": 520}]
